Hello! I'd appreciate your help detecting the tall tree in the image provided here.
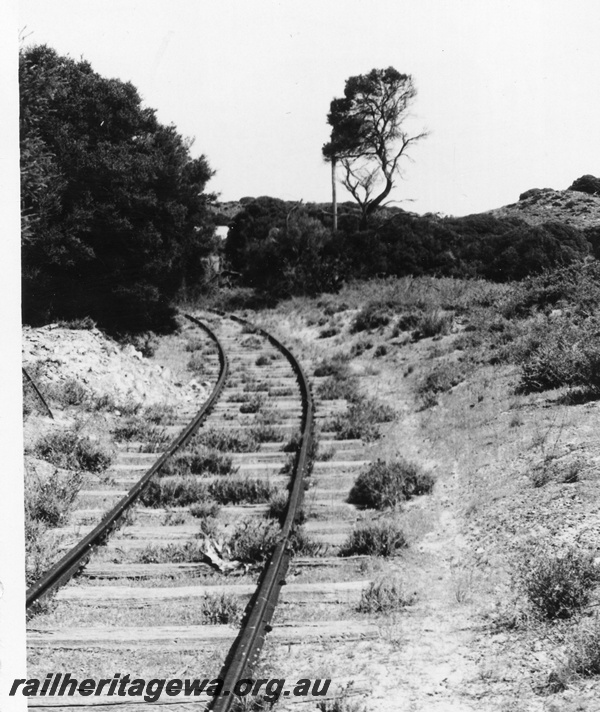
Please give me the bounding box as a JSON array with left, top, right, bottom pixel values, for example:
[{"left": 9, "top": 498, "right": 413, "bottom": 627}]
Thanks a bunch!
[
  {"left": 20, "top": 45, "right": 217, "bottom": 332},
  {"left": 323, "top": 67, "right": 427, "bottom": 228}
]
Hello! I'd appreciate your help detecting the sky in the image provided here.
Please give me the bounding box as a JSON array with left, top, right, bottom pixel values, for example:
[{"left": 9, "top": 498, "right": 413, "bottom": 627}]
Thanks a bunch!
[{"left": 16, "top": 0, "right": 600, "bottom": 216}]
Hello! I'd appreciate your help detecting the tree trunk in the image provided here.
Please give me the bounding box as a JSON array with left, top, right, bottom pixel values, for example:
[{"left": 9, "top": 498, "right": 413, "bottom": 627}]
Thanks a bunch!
[{"left": 331, "top": 157, "right": 338, "bottom": 231}]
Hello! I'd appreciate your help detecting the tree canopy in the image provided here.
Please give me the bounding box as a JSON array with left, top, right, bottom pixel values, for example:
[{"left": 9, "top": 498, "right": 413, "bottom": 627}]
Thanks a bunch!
[
  {"left": 20, "top": 45, "right": 217, "bottom": 333},
  {"left": 323, "top": 67, "right": 427, "bottom": 228}
]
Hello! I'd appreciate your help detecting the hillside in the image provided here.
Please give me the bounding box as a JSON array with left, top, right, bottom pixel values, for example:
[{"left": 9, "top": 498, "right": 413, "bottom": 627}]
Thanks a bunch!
[{"left": 487, "top": 185, "right": 600, "bottom": 230}]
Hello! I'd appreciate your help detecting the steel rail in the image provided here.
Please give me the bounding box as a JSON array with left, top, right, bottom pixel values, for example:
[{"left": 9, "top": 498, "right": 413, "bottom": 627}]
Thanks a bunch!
[
  {"left": 22, "top": 366, "right": 54, "bottom": 419},
  {"left": 26, "top": 316, "right": 228, "bottom": 609},
  {"left": 210, "top": 313, "right": 314, "bottom": 712}
]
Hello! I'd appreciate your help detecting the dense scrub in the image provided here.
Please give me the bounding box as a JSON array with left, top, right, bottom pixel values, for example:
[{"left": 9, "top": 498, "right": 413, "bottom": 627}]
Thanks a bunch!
[
  {"left": 223, "top": 197, "right": 591, "bottom": 299},
  {"left": 21, "top": 45, "right": 218, "bottom": 333}
]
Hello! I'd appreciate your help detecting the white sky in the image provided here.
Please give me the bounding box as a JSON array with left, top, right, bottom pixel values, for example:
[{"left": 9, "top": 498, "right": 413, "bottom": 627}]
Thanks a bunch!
[{"left": 16, "top": 0, "right": 600, "bottom": 216}]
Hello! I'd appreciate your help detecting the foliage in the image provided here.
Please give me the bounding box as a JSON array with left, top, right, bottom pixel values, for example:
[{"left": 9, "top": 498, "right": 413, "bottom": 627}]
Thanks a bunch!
[
  {"left": 568, "top": 174, "right": 600, "bottom": 196},
  {"left": 33, "top": 428, "right": 114, "bottom": 472},
  {"left": 25, "top": 466, "right": 83, "bottom": 527},
  {"left": 209, "top": 477, "right": 274, "bottom": 505},
  {"left": 323, "top": 67, "right": 427, "bottom": 227},
  {"left": 20, "top": 45, "right": 217, "bottom": 333},
  {"left": 348, "top": 459, "right": 434, "bottom": 509},
  {"left": 201, "top": 593, "right": 243, "bottom": 625},
  {"left": 226, "top": 519, "right": 279, "bottom": 564},
  {"left": 339, "top": 520, "right": 407, "bottom": 557},
  {"left": 515, "top": 542, "right": 598, "bottom": 619},
  {"left": 140, "top": 476, "right": 208, "bottom": 508},
  {"left": 357, "top": 574, "right": 415, "bottom": 613},
  {"left": 330, "top": 397, "right": 395, "bottom": 441}
]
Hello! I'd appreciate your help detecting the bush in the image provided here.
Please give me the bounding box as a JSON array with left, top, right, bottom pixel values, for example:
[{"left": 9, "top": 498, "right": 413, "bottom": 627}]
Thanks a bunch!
[
  {"left": 351, "top": 302, "right": 391, "bottom": 333},
  {"left": 33, "top": 428, "right": 114, "bottom": 473},
  {"left": 160, "top": 448, "right": 236, "bottom": 477},
  {"left": 267, "top": 490, "right": 288, "bottom": 524},
  {"left": 417, "top": 361, "right": 466, "bottom": 407},
  {"left": 201, "top": 593, "right": 243, "bottom": 625},
  {"left": 518, "top": 316, "right": 600, "bottom": 395},
  {"left": 414, "top": 310, "right": 453, "bottom": 339},
  {"left": 240, "top": 394, "right": 264, "bottom": 414},
  {"left": 193, "top": 428, "right": 259, "bottom": 453},
  {"left": 25, "top": 466, "right": 83, "bottom": 527},
  {"left": 563, "top": 616, "right": 600, "bottom": 680},
  {"left": 140, "top": 476, "right": 208, "bottom": 508},
  {"left": 317, "top": 376, "right": 359, "bottom": 401},
  {"left": 209, "top": 478, "right": 274, "bottom": 505},
  {"left": 568, "top": 174, "right": 600, "bottom": 196},
  {"left": 339, "top": 520, "right": 407, "bottom": 557},
  {"left": 330, "top": 397, "right": 395, "bottom": 441},
  {"left": 227, "top": 519, "right": 279, "bottom": 564},
  {"left": 143, "top": 403, "right": 177, "bottom": 425},
  {"left": 255, "top": 355, "right": 271, "bottom": 366},
  {"left": 348, "top": 459, "right": 434, "bottom": 509},
  {"left": 515, "top": 542, "right": 599, "bottom": 619},
  {"left": 288, "top": 527, "right": 327, "bottom": 557},
  {"left": 189, "top": 502, "right": 221, "bottom": 519},
  {"left": 357, "top": 574, "right": 415, "bottom": 613},
  {"left": 314, "top": 355, "right": 350, "bottom": 378},
  {"left": 187, "top": 353, "right": 207, "bottom": 374},
  {"left": 136, "top": 541, "right": 207, "bottom": 564}
]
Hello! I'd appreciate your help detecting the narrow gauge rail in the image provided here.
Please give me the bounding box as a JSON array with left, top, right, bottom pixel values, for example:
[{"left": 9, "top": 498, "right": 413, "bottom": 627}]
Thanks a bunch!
[
  {"left": 26, "top": 316, "right": 228, "bottom": 609},
  {"left": 207, "top": 313, "right": 314, "bottom": 712},
  {"left": 26, "top": 312, "right": 315, "bottom": 712}
]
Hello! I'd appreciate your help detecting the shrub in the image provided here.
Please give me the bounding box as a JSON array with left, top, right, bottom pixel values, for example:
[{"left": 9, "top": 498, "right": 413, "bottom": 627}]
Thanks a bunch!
[
  {"left": 209, "top": 478, "right": 274, "bottom": 505},
  {"left": 136, "top": 541, "right": 207, "bottom": 564},
  {"left": 25, "top": 467, "right": 83, "bottom": 527},
  {"left": 288, "top": 527, "right": 327, "bottom": 557},
  {"left": 57, "top": 316, "right": 96, "bottom": 330},
  {"left": 373, "top": 345, "right": 387, "bottom": 358},
  {"left": 187, "top": 353, "right": 207, "bottom": 374},
  {"left": 351, "top": 302, "right": 391, "bottom": 332},
  {"left": 314, "top": 355, "right": 350, "bottom": 378},
  {"left": 143, "top": 403, "right": 177, "bottom": 425},
  {"left": 330, "top": 397, "right": 395, "bottom": 441},
  {"left": 201, "top": 593, "right": 243, "bottom": 625},
  {"left": 339, "top": 520, "right": 407, "bottom": 557},
  {"left": 33, "top": 428, "right": 114, "bottom": 473},
  {"left": 417, "top": 361, "right": 466, "bottom": 407},
  {"left": 563, "top": 616, "right": 600, "bottom": 679},
  {"left": 357, "top": 574, "right": 415, "bottom": 613},
  {"left": 140, "top": 477, "right": 209, "bottom": 508},
  {"left": 255, "top": 355, "right": 271, "bottom": 366},
  {"left": 568, "top": 174, "right": 600, "bottom": 196},
  {"left": 250, "top": 420, "right": 283, "bottom": 443},
  {"left": 227, "top": 519, "right": 279, "bottom": 564},
  {"left": 414, "top": 310, "right": 453, "bottom": 339},
  {"left": 189, "top": 502, "right": 221, "bottom": 519},
  {"left": 317, "top": 376, "right": 359, "bottom": 401},
  {"left": 518, "top": 316, "right": 600, "bottom": 395},
  {"left": 112, "top": 419, "right": 167, "bottom": 444},
  {"left": 193, "top": 428, "right": 259, "bottom": 453},
  {"left": 160, "top": 448, "right": 236, "bottom": 477},
  {"left": 515, "top": 542, "right": 599, "bottom": 619},
  {"left": 267, "top": 490, "right": 288, "bottom": 524},
  {"left": 318, "top": 327, "right": 338, "bottom": 339},
  {"left": 348, "top": 459, "right": 434, "bottom": 510},
  {"left": 240, "top": 394, "right": 264, "bottom": 414},
  {"left": 45, "top": 378, "right": 89, "bottom": 407}
]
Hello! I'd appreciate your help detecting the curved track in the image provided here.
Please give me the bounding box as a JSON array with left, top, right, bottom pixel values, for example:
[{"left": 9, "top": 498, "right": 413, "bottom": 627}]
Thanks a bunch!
[
  {"left": 26, "top": 316, "right": 228, "bottom": 609},
  {"left": 27, "top": 312, "right": 316, "bottom": 711}
]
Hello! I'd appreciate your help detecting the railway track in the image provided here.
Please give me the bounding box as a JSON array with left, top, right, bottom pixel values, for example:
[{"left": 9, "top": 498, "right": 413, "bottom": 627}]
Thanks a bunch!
[{"left": 27, "top": 311, "right": 347, "bottom": 710}]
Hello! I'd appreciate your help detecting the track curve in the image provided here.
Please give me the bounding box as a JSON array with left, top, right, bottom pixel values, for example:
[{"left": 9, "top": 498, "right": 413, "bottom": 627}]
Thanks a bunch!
[{"left": 26, "top": 316, "right": 228, "bottom": 609}]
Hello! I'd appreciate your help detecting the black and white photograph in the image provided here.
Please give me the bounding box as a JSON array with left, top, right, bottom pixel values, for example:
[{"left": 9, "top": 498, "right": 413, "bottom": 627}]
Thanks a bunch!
[{"left": 4, "top": 1, "right": 600, "bottom": 710}]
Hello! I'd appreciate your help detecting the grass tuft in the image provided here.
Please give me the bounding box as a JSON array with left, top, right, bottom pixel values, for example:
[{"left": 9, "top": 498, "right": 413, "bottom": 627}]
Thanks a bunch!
[
  {"left": 357, "top": 574, "right": 416, "bottom": 613},
  {"left": 339, "top": 520, "right": 407, "bottom": 557}
]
